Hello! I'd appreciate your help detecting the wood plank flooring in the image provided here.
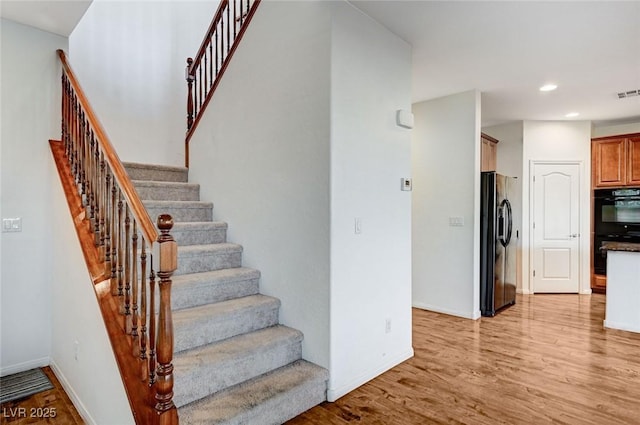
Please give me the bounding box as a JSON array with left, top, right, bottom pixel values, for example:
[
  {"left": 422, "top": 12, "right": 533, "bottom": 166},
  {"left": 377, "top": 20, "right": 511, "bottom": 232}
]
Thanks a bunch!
[
  {"left": 0, "top": 367, "right": 83, "bottom": 425},
  {"left": 288, "top": 294, "right": 640, "bottom": 425}
]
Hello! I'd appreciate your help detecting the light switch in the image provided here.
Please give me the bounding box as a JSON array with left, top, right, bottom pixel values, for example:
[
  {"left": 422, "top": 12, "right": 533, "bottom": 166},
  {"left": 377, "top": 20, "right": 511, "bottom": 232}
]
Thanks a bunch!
[
  {"left": 354, "top": 217, "right": 362, "bottom": 234},
  {"left": 401, "top": 178, "right": 412, "bottom": 191},
  {"left": 2, "top": 217, "right": 22, "bottom": 232}
]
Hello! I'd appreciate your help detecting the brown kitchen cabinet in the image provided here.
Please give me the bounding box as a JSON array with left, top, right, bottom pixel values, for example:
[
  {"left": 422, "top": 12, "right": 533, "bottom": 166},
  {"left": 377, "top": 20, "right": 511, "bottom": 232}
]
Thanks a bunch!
[
  {"left": 592, "top": 273, "right": 606, "bottom": 293},
  {"left": 627, "top": 136, "right": 640, "bottom": 186},
  {"left": 592, "top": 133, "right": 640, "bottom": 188},
  {"left": 481, "top": 133, "right": 498, "bottom": 172}
]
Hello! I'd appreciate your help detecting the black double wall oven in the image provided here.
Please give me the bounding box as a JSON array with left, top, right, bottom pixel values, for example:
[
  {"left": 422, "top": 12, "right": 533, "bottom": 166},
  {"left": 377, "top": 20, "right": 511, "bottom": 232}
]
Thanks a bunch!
[{"left": 593, "top": 188, "right": 640, "bottom": 275}]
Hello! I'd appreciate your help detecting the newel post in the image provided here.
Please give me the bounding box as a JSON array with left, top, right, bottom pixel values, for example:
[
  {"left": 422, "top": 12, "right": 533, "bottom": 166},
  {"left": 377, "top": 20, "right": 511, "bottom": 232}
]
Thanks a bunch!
[
  {"left": 186, "top": 58, "right": 194, "bottom": 131},
  {"left": 154, "top": 214, "right": 178, "bottom": 425}
]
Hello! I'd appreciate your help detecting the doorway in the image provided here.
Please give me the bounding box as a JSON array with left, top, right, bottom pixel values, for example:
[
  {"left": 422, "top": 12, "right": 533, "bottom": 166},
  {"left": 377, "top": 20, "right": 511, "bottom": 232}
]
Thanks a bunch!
[{"left": 530, "top": 161, "right": 581, "bottom": 293}]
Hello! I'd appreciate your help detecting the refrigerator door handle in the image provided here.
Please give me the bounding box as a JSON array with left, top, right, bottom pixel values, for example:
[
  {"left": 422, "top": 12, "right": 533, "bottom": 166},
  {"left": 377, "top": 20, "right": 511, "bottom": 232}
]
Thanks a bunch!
[{"left": 499, "top": 199, "right": 513, "bottom": 247}]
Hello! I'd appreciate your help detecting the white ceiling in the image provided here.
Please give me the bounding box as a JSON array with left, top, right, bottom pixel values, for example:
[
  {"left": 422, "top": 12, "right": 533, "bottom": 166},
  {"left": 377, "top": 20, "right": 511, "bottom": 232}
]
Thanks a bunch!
[
  {"left": 0, "top": 0, "right": 92, "bottom": 37},
  {"left": 2, "top": 0, "right": 638, "bottom": 128},
  {"left": 351, "top": 0, "right": 640, "bottom": 127}
]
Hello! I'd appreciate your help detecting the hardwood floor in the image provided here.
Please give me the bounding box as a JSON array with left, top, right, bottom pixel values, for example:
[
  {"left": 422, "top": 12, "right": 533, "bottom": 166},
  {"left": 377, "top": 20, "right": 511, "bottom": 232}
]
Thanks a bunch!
[
  {"left": 288, "top": 294, "right": 640, "bottom": 425},
  {"left": 0, "top": 367, "right": 83, "bottom": 425}
]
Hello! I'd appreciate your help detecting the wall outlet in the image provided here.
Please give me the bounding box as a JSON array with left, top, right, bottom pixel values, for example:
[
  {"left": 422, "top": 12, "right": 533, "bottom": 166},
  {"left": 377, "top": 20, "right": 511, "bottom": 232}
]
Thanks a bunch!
[
  {"left": 385, "top": 318, "right": 392, "bottom": 334},
  {"left": 401, "top": 178, "right": 412, "bottom": 191},
  {"left": 449, "top": 216, "right": 464, "bottom": 227}
]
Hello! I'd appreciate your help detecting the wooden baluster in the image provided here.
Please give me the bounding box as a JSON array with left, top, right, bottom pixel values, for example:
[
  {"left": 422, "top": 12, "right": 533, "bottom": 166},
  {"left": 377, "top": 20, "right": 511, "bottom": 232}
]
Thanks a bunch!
[
  {"left": 209, "top": 40, "right": 213, "bottom": 90},
  {"left": 99, "top": 152, "right": 106, "bottom": 261},
  {"left": 140, "top": 240, "right": 148, "bottom": 362},
  {"left": 186, "top": 58, "right": 194, "bottom": 131},
  {"left": 215, "top": 31, "right": 219, "bottom": 76},
  {"left": 226, "top": 1, "right": 231, "bottom": 53},
  {"left": 93, "top": 133, "right": 101, "bottom": 246},
  {"left": 104, "top": 171, "right": 112, "bottom": 278},
  {"left": 204, "top": 46, "right": 208, "bottom": 94},
  {"left": 240, "top": 0, "right": 244, "bottom": 25},
  {"left": 154, "top": 215, "right": 178, "bottom": 424},
  {"left": 194, "top": 73, "right": 199, "bottom": 119},
  {"left": 124, "top": 206, "right": 132, "bottom": 333},
  {"left": 111, "top": 182, "right": 118, "bottom": 295},
  {"left": 220, "top": 17, "right": 225, "bottom": 64},
  {"left": 80, "top": 111, "right": 86, "bottom": 200},
  {"left": 117, "top": 192, "right": 124, "bottom": 308},
  {"left": 87, "top": 131, "right": 100, "bottom": 234},
  {"left": 148, "top": 263, "right": 157, "bottom": 384},
  {"left": 131, "top": 220, "right": 139, "bottom": 356},
  {"left": 233, "top": 0, "right": 237, "bottom": 38},
  {"left": 198, "top": 65, "right": 203, "bottom": 111}
]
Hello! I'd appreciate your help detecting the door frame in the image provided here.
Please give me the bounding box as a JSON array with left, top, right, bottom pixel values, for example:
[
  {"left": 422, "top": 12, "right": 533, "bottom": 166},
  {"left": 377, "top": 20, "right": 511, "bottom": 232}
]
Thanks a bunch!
[{"left": 527, "top": 160, "right": 591, "bottom": 295}]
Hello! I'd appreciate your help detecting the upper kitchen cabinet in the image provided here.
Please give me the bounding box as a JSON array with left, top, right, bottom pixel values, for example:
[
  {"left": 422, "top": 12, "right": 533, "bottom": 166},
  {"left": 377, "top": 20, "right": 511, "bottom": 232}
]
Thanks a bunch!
[
  {"left": 481, "top": 133, "right": 498, "bottom": 172},
  {"left": 592, "top": 134, "right": 640, "bottom": 188},
  {"left": 592, "top": 137, "right": 626, "bottom": 187},
  {"left": 627, "top": 136, "right": 640, "bottom": 186}
]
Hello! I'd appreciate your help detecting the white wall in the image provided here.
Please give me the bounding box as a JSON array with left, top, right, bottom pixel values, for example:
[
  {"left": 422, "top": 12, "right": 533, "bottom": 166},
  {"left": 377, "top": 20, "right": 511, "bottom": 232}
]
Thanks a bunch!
[
  {"left": 188, "top": 0, "right": 332, "bottom": 370},
  {"left": 592, "top": 121, "right": 640, "bottom": 138},
  {"left": 0, "top": 19, "right": 65, "bottom": 375},
  {"left": 69, "top": 0, "right": 219, "bottom": 166},
  {"left": 522, "top": 121, "right": 592, "bottom": 294},
  {"left": 189, "top": 0, "right": 414, "bottom": 402},
  {"left": 412, "top": 90, "right": 481, "bottom": 319},
  {"left": 483, "top": 121, "right": 524, "bottom": 291},
  {"left": 328, "top": 1, "right": 413, "bottom": 401},
  {"left": 50, "top": 175, "right": 134, "bottom": 425}
]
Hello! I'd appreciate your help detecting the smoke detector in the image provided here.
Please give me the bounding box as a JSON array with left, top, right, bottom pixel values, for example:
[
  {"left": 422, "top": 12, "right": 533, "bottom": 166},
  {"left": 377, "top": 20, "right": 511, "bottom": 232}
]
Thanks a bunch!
[{"left": 617, "top": 89, "right": 639, "bottom": 99}]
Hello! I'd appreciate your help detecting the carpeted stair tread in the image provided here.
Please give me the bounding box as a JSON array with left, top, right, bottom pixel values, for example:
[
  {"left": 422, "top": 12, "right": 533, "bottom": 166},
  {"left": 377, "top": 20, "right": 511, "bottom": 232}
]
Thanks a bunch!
[
  {"left": 173, "top": 325, "right": 303, "bottom": 407},
  {"left": 171, "top": 268, "right": 260, "bottom": 310},
  {"left": 143, "top": 200, "right": 213, "bottom": 222},
  {"left": 173, "top": 294, "right": 281, "bottom": 353},
  {"left": 175, "top": 243, "right": 242, "bottom": 275},
  {"left": 133, "top": 180, "right": 200, "bottom": 201},
  {"left": 169, "top": 222, "right": 227, "bottom": 246},
  {"left": 123, "top": 162, "right": 188, "bottom": 182},
  {"left": 178, "top": 360, "right": 329, "bottom": 425}
]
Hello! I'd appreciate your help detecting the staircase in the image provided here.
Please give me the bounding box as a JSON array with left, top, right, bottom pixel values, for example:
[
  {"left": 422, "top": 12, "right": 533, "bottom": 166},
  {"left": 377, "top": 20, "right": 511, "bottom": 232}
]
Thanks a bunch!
[{"left": 124, "top": 162, "right": 328, "bottom": 424}]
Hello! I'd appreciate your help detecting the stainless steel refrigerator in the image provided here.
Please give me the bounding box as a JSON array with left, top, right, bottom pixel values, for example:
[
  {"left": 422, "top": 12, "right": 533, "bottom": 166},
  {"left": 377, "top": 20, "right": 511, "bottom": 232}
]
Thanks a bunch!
[{"left": 480, "top": 172, "right": 516, "bottom": 316}]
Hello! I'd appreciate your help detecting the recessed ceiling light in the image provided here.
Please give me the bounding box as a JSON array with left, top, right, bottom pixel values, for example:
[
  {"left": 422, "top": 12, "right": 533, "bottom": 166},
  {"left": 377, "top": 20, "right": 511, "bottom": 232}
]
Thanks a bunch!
[
  {"left": 565, "top": 112, "right": 579, "bottom": 118},
  {"left": 539, "top": 84, "right": 558, "bottom": 92}
]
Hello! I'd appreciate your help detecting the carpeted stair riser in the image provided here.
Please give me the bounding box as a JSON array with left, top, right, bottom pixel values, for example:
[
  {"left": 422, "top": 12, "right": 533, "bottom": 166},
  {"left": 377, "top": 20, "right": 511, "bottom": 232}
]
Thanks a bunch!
[
  {"left": 171, "top": 268, "right": 260, "bottom": 311},
  {"left": 178, "top": 360, "right": 329, "bottom": 425},
  {"left": 170, "top": 222, "right": 227, "bottom": 246},
  {"left": 143, "top": 200, "right": 213, "bottom": 223},
  {"left": 123, "top": 162, "right": 188, "bottom": 183},
  {"left": 133, "top": 180, "right": 200, "bottom": 201},
  {"left": 175, "top": 243, "right": 242, "bottom": 276},
  {"left": 173, "top": 325, "right": 303, "bottom": 408},
  {"left": 173, "top": 295, "right": 281, "bottom": 353}
]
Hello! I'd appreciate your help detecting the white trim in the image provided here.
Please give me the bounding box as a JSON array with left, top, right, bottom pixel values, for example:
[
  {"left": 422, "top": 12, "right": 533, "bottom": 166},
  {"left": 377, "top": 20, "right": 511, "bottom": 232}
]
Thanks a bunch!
[
  {"left": 604, "top": 320, "right": 640, "bottom": 334},
  {"left": 49, "top": 360, "right": 97, "bottom": 425},
  {"left": 528, "top": 160, "right": 585, "bottom": 294},
  {"left": 516, "top": 288, "right": 533, "bottom": 295},
  {"left": 413, "top": 302, "right": 480, "bottom": 320},
  {"left": 327, "top": 348, "right": 414, "bottom": 402},
  {"left": 0, "top": 356, "right": 50, "bottom": 377}
]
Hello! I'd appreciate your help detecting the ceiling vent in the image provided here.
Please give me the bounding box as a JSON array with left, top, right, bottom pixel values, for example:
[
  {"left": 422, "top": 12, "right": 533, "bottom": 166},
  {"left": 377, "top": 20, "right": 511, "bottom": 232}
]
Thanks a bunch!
[{"left": 617, "top": 89, "right": 639, "bottom": 99}]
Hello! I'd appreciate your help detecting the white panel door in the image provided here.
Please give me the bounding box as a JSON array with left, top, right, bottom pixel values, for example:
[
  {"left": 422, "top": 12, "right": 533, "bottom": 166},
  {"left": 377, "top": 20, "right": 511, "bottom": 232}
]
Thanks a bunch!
[{"left": 532, "top": 163, "right": 580, "bottom": 293}]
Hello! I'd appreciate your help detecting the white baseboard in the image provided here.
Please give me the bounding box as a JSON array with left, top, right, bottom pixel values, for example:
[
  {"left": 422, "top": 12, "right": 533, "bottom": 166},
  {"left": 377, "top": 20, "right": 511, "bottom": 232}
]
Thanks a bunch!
[
  {"left": 49, "top": 360, "right": 97, "bottom": 425},
  {"left": 0, "top": 356, "right": 50, "bottom": 377},
  {"left": 327, "top": 347, "right": 414, "bottom": 402},
  {"left": 603, "top": 320, "right": 640, "bottom": 334},
  {"left": 412, "top": 302, "right": 479, "bottom": 320},
  {"left": 516, "top": 288, "right": 532, "bottom": 295},
  {"left": 580, "top": 289, "right": 592, "bottom": 295}
]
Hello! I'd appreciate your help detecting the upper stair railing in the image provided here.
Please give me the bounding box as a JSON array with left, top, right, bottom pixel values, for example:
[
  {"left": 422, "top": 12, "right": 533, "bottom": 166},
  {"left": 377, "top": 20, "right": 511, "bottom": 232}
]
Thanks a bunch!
[
  {"left": 184, "top": 0, "right": 261, "bottom": 167},
  {"left": 55, "top": 49, "right": 178, "bottom": 425}
]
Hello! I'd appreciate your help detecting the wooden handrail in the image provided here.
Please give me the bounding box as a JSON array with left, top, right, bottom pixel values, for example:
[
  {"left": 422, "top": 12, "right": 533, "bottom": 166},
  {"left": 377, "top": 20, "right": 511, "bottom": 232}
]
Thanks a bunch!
[
  {"left": 184, "top": 0, "right": 261, "bottom": 167},
  {"left": 56, "top": 50, "right": 177, "bottom": 425},
  {"left": 57, "top": 50, "right": 158, "bottom": 244}
]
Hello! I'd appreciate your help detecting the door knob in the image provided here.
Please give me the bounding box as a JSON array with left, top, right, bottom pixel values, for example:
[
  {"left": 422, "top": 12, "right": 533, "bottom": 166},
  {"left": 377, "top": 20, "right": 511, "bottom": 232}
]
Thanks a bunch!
[{"left": 569, "top": 234, "right": 579, "bottom": 238}]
